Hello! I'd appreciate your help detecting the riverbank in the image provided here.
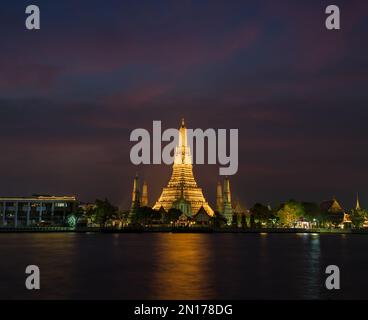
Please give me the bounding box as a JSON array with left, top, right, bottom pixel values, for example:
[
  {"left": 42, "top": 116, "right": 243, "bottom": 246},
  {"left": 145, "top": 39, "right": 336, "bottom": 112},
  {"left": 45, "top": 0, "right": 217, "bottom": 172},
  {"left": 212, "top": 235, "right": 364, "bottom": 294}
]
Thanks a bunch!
[{"left": 1, "top": 226, "right": 368, "bottom": 234}]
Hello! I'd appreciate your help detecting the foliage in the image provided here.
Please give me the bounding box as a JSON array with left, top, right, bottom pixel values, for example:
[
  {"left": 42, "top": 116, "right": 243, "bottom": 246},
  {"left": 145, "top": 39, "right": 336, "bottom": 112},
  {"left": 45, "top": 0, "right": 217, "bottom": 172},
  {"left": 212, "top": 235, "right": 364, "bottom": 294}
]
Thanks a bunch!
[
  {"left": 212, "top": 211, "right": 227, "bottom": 228},
  {"left": 241, "top": 214, "right": 247, "bottom": 228},
  {"left": 277, "top": 201, "right": 305, "bottom": 226},
  {"left": 324, "top": 212, "right": 344, "bottom": 228},
  {"left": 350, "top": 209, "right": 366, "bottom": 228},
  {"left": 249, "top": 214, "right": 255, "bottom": 228},
  {"left": 301, "top": 202, "right": 321, "bottom": 221},
  {"left": 250, "top": 203, "right": 274, "bottom": 226},
  {"left": 133, "top": 206, "right": 161, "bottom": 225},
  {"left": 231, "top": 213, "right": 238, "bottom": 226},
  {"left": 164, "top": 208, "right": 182, "bottom": 224},
  {"left": 93, "top": 198, "right": 118, "bottom": 227}
]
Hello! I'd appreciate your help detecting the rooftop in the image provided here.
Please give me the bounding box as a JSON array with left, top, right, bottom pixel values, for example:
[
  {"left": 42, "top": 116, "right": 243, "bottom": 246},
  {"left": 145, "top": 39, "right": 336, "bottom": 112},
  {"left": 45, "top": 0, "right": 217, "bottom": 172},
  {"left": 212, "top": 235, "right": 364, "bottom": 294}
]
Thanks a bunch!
[{"left": 0, "top": 195, "right": 77, "bottom": 202}]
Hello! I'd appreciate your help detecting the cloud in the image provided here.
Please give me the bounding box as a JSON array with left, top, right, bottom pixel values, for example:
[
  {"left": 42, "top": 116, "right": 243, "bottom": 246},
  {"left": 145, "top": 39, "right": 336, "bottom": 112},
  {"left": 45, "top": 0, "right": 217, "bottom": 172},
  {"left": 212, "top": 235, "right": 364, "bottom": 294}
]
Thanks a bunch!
[
  {"left": 0, "top": 1, "right": 367, "bottom": 208},
  {"left": 0, "top": 62, "right": 62, "bottom": 91}
]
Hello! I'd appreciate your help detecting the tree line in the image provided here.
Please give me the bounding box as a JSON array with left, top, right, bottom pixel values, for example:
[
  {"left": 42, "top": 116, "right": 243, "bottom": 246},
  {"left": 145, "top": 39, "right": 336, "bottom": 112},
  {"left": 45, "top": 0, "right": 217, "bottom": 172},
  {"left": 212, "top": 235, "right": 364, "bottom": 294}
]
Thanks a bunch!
[{"left": 68, "top": 198, "right": 368, "bottom": 229}]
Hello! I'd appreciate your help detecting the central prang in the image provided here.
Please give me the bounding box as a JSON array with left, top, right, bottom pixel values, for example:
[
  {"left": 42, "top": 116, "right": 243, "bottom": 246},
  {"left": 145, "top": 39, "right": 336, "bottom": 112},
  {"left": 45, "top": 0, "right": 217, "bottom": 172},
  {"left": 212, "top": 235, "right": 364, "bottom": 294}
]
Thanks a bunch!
[{"left": 153, "top": 119, "right": 214, "bottom": 217}]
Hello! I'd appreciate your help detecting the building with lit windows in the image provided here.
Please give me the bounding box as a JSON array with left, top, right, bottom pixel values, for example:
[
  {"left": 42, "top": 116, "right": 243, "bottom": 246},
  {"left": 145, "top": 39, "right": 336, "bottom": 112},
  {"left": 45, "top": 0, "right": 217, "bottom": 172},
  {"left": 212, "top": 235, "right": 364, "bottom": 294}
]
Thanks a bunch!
[{"left": 0, "top": 195, "right": 77, "bottom": 227}]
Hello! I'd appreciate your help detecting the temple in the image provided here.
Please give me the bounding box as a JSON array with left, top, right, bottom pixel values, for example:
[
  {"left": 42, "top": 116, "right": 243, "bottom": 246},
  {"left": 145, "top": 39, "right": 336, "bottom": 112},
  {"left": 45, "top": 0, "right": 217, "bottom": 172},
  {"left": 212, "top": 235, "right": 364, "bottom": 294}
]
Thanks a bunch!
[
  {"left": 141, "top": 181, "right": 148, "bottom": 207},
  {"left": 152, "top": 119, "right": 214, "bottom": 216},
  {"left": 216, "top": 177, "right": 234, "bottom": 225},
  {"left": 129, "top": 174, "right": 140, "bottom": 218},
  {"left": 222, "top": 177, "right": 233, "bottom": 224},
  {"left": 216, "top": 181, "right": 223, "bottom": 213}
]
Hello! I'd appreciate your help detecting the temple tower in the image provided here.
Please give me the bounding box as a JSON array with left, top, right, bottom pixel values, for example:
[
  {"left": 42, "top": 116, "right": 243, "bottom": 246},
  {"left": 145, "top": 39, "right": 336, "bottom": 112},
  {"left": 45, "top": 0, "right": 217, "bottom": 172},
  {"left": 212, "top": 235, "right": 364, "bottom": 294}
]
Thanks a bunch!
[
  {"left": 356, "top": 193, "right": 361, "bottom": 211},
  {"left": 222, "top": 177, "right": 233, "bottom": 224},
  {"left": 172, "top": 185, "right": 192, "bottom": 216},
  {"left": 216, "top": 181, "right": 223, "bottom": 213},
  {"left": 153, "top": 119, "right": 214, "bottom": 216},
  {"left": 129, "top": 174, "right": 140, "bottom": 218},
  {"left": 141, "top": 181, "right": 148, "bottom": 207}
]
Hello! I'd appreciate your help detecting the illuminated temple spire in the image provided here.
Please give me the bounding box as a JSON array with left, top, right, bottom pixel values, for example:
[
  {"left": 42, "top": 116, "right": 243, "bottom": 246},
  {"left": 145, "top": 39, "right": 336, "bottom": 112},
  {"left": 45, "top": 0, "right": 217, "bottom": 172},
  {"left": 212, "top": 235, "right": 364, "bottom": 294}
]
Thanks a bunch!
[
  {"left": 153, "top": 119, "right": 214, "bottom": 216},
  {"left": 130, "top": 174, "right": 140, "bottom": 214},
  {"left": 174, "top": 118, "right": 192, "bottom": 165},
  {"left": 216, "top": 181, "right": 223, "bottom": 213},
  {"left": 222, "top": 177, "right": 233, "bottom": 225},
  {"left": 356, "top": 192, "right": 361, "bottom": 211},
  {"left": 141, "top": 181, "right": 148, "bottom": 207}
]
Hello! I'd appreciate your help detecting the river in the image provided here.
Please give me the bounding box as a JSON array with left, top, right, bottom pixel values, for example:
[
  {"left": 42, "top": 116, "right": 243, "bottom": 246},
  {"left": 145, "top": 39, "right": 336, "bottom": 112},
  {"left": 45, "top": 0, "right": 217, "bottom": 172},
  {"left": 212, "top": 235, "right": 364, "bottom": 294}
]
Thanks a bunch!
[{"left": 0, "top": 233, "right": 367, "bottom": 299}]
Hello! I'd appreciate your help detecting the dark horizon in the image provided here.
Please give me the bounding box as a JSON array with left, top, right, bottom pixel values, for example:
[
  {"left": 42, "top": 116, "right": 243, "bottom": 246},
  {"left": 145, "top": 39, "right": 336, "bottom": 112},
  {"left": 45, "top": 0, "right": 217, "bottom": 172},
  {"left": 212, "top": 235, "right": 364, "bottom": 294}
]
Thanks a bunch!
[{"left": 1, "top": 1, "right": 368, "bottom": 210}]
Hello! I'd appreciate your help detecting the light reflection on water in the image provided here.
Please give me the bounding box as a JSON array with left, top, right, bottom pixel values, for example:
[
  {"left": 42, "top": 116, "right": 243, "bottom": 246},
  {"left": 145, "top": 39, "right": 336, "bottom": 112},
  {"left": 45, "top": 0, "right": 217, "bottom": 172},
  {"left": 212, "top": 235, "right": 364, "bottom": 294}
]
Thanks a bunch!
[
  {"left": 304, "top": 234, "right": 321, "bottom": 299},
  {"left": 0, "top": 233, "right": 367, "bottom": 299},
  {"left": 149, "top": 234, "right": 215, "bottom": 299}
]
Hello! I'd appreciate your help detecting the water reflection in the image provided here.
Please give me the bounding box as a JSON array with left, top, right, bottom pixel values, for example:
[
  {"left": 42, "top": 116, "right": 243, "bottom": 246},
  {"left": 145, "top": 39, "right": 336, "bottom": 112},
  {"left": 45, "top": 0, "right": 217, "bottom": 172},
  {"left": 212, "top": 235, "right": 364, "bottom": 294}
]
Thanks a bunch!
[
  {"left": 149, "top": 234, "right": 215, "bottom": 299},
  {"left": 304, "top": 234, "right": 321, "bottom": 299},
  {"left": 259, "top": 233, "right": 269, "bottom": 267},
  {"left": 0, "top": 233, "right": 80, "bottom": 299},
  {"left": 1, "top": 233, "right": 367, "bottom": 299}
]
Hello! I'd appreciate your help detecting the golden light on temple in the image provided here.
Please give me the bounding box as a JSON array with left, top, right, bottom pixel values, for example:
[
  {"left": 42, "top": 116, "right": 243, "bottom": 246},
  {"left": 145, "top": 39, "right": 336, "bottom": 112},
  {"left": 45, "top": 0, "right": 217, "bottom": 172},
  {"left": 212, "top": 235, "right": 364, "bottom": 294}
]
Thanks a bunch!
[{"left": 152, "top": 119, "right": 214, "bottom": 216}]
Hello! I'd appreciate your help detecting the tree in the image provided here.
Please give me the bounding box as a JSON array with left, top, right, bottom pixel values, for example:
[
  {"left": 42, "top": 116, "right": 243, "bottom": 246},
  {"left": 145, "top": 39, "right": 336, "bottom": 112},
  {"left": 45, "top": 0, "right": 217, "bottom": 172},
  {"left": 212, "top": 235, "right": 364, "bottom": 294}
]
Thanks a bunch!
[
  {"left": 83, "top": 205, "right": 96, "bottom": 225},
  {"left": 350, "top": 209, "right": 365, "bottom": 228},
  {"left": 277, "top": 201, "right": 305, "bottom": 227},
  {"left": 301, "top": 202, "right": 320, "bottom": 220},
  {"left": 324, "top": 212, "right": 344, "bottom": 228},
  {"left": 250, "top": 203, "right": 273, "bottom": 227},
  {"left": 164, "top": 208, "right": 182, "bottom": 224},
  {"left": 212, "top": 211, "right": 227, "bottom": 228},
  {"left": 93, "top": 198, "right": 118, "bottom": 227},
  {"left": 249, "top": 214, "right": 255, "bottom": 228},
  {"left": 151, "top": 209, "right": 162, "bottom": 222},
  {"left": 231, "top": 213, "right": 238, "bottom": 227},
  {"left": 133, "top": 206, "right": 158, "bottom": 225},
  {"left": 119, "top": 210, "right": 130, "bottom": 225},
  {"left": 241, "top": 214, "right": 247, "bottom": 228}
]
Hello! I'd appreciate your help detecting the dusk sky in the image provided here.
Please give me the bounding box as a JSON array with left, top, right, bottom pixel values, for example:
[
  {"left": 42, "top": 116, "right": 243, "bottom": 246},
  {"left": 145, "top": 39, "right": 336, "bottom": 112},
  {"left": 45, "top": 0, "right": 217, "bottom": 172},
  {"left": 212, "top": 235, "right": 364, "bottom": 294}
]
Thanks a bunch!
[{"left": 1, "top": 1, "right": 367, "bottom": 210}]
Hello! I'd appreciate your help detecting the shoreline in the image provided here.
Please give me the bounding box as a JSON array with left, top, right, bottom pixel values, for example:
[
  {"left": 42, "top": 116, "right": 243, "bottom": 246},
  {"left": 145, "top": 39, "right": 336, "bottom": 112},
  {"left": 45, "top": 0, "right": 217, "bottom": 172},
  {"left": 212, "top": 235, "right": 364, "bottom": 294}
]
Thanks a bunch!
[{"left": 1, "top": 227, "right": 368, "bottom": 234}]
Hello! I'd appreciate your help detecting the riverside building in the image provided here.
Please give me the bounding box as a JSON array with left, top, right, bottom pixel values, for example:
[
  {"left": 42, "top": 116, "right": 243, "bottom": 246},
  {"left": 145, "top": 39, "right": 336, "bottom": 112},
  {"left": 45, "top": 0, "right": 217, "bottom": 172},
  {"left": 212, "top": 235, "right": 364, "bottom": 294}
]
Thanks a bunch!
[{"left": 0, "top": 195, "right": 77, "bottom": 227}]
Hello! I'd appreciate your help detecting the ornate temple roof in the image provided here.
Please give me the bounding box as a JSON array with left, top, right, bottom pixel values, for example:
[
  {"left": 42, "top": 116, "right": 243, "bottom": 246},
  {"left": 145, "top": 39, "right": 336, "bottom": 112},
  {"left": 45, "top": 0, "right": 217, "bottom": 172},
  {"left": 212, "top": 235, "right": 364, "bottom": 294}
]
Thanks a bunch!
[
  {"left": 193, "top": 206, "right": 212, "bottom": 222},
  {"left": 320, "top": 197, "right": 344, "bottom": 213}
]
